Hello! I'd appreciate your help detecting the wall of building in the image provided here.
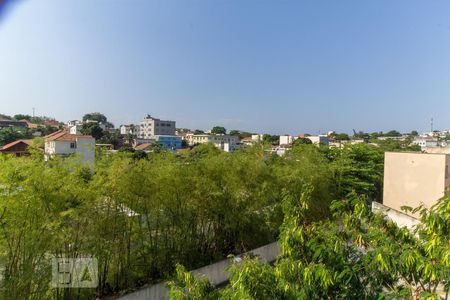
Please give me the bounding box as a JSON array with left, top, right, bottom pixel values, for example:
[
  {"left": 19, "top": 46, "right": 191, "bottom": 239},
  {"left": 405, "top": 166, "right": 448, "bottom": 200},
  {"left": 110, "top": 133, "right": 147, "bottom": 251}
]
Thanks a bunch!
[
  {"left": 372, "top": 201, "right": 420, "bottom": 230},
  {"left": 383, "top": 152, "right": 449, "bottom": 216},
  {"left": 115, "top": 242, "right": 280, "bottom": 300}
]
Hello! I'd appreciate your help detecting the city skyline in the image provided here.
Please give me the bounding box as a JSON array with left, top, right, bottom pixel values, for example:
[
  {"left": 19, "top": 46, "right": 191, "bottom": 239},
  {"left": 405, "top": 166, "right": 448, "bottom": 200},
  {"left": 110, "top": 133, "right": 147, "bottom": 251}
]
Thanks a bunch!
[{"left": 1, "top": 1, "right": 450, "bottom": 134}]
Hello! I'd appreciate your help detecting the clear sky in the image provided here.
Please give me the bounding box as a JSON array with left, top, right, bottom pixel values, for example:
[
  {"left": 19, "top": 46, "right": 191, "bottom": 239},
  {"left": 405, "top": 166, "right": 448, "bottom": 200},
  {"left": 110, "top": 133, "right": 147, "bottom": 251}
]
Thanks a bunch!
[{"left": 1, "top": 0, "right": 450, "bottom": 135}]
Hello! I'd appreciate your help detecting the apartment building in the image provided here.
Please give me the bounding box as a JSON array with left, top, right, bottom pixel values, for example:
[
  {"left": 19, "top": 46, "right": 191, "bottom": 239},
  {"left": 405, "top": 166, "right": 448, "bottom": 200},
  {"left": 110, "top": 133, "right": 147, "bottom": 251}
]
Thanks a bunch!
[
  {"left": 139, "top": 115, "right": 176, "bottom": 139},
  {"left": 383, "top": 152, "right": 450, "bottom": 217}
]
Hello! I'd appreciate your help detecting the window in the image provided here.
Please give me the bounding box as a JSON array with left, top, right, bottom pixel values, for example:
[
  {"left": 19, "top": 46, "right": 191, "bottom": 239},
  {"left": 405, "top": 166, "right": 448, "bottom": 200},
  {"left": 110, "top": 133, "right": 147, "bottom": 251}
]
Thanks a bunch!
[{"left": 70, "top": 142, "right": 77, "bottom": 149}]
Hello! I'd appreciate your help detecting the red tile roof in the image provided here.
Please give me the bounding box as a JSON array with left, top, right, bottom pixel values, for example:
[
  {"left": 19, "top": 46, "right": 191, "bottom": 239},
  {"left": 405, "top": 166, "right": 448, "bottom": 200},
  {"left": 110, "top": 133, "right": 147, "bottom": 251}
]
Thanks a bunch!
[{"left": 44, "top": 130, "right": 93, "bottom": 142}]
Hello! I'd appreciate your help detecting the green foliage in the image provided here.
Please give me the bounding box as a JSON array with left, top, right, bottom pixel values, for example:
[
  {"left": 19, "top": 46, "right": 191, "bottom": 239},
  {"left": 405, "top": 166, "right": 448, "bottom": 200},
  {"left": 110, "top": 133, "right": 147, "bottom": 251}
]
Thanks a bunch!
[
  {"left": 292, "top": 137, "right": 312, "bottom": 146},
  {"left": 229, "top": 130, "right": 252, "bottom": 139},
  {"left": 211, "top": 126, "right": 227, "bottom": 135},
  {"left": 170, "top": 192, "right": 450, "bottom": 300},
  {"left": 80, "top": 123, "right": 104, "bottom": 139},
  {"left": 82, "top": 112, "right": 107, "bottom": 124},
  {"left": 334, "top": 133, "right": 351, "bottom": 140},
  {"left": 0, "top": 142, "right": 391, "bottom": 299},
  {"left": 168, "top": 265, "right": 218, "bottom": 299},
  {"left": 262, "top": 134, "right": 279, "bottom": 146},
  {"left": 331, "top": 143, "right": 384, "bottom": 201}
]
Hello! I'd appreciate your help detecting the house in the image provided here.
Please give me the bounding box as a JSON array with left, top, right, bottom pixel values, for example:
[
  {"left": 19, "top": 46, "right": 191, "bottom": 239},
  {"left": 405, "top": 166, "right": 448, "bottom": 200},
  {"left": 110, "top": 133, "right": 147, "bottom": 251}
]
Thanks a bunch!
[
  {"left": 412, "top": 136, "right": 438, "bottom": 150},
  {"left": 185, "top": 134, "right": 240, "bottom": 152},
  {"left": 44, "top": 130, "right": 95, "bottom": 164},
  {"left": 382, "top": 152, "right": 450, "bottom": 218},
  {"left": 42, "top": 119, "right": 60, "bottom": 127},
  {"left": 0, "top": 139, "right": 33, "bottom": 156},
  {"left": 139, "top": 115, "right": 176, "bottom": 139},
  {"left": 120, "top": 124, "right": 140, "bottom": 136},
  {"left": 19, "top": 119, "right": 39, "bottom": 129},
  {"left": 0, "top": 120, "right": 28, "bottom": 128}
]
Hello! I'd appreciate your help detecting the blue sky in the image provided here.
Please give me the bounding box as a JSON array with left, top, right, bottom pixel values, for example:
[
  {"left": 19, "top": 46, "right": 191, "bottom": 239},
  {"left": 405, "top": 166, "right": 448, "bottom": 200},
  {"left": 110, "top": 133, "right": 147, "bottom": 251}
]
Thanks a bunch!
[{"left": 1, "top": 0, "right": 450, "bottom": 134}]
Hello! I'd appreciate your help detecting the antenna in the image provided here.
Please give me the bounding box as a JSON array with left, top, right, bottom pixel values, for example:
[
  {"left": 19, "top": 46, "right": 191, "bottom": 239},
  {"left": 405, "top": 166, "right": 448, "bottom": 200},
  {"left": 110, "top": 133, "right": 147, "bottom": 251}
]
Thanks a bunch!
[
  {"left": 32, "top": 107, "right": 35, "bottom": 118},
  {"left": 431, "top": 117, "right": 434, "bottom": 132}
]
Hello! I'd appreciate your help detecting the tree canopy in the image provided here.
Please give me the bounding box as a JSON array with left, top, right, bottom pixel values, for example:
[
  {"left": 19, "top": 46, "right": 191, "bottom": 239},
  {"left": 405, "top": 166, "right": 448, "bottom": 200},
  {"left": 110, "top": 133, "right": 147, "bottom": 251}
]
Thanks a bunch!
[{"left": 211, "top": 126, "right": 227, "bottom": 135}]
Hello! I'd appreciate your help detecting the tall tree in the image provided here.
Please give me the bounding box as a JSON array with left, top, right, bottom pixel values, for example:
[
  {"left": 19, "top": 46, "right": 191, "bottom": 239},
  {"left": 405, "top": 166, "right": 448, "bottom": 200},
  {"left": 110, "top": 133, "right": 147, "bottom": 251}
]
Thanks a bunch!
[{"left": 211, "top": 126, "right": 227, "bottom": 135}]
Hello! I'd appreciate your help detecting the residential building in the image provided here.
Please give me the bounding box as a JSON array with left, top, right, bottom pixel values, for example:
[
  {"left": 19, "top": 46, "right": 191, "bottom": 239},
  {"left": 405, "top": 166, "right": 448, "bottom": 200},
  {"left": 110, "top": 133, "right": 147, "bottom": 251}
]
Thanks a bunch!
[
  {"left": 383, "top": 152, "right": 450, "bottom": 217},
  {"left": 154, "top": 135, "right": 182, "bottom": 150},
  {"left": 44, "top": 130, "right": 95, "bottom": 164},
  {"left": 20, "top": 119, "right": 39, "bottom": 129},
  {"left": 306, "top": 135, "right": 329, "bottom": 145},
  {"left": 185, "top": 134, "right": 239, "bottom": 152},
  {"left": 0, "top": 120, "right": 28, "bottom": 128},
  {"left": 121, "top": 125, "right": 141, "bottom": 137},
  {"left": 69, "top": 124, "right": 82, "bottom": 135},
  {"left": 120, "top": 124, "right": 135, "bottom": 135},
  {"left": 139, "top": 115, "right": 176, "bottom": 139},
  {"left": 279, "top": 135, "right": 296, "bottom": 146},
  {"left": 42, "top": 119, "right": 60, "bottom": 127},
  {"left": 251, "top": 134, "right": 264, "bottom": 142},
  {"left": 0, "top": 139, "right": 33, "bottom": 156},
  {"left": 67, "top": 120, "right": 82, "bottom": 127},
  {"left": 412, "top": 136, "right": 438, "bottom": 150}
]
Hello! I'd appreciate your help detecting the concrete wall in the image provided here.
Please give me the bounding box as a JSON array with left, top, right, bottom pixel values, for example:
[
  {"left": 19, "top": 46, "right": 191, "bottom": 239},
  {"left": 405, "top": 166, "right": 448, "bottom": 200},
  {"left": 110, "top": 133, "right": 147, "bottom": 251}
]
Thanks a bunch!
[
  {"left": 372, "top": 201, "right": 420, "bottom": 230},
  {"left": 115, "top": 242, "right": 280, "bottom": 300},
  {"left": 383, "top": 152, "right": 449, "bottom": 217}
]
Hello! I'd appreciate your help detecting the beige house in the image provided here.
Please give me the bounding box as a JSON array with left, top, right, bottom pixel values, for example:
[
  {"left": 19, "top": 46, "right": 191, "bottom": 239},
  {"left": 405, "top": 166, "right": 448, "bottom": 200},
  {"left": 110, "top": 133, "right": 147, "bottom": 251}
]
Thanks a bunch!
[{"left": 383, "top": 152, "right": 450, "bottom": 217}]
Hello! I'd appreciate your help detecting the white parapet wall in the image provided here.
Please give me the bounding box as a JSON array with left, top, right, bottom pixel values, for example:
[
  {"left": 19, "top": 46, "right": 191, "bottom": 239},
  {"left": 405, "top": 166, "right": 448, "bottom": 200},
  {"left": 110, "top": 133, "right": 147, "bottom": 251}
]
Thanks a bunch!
[
  {"left": 371, "top": 201, "right": 420, "bottom": 230},
  {"left": 114, "top": 242, "right": 280, "bottom": 300}
]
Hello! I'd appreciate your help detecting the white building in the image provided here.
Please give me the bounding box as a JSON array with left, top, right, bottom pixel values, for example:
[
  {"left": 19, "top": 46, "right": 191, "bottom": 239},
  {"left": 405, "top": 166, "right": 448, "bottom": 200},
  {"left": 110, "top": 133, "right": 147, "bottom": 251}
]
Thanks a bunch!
[
  {"left": 69, "top": 124, "right": 82, "bottom": 135},
  {"left": 185, "top": 134, "right": 240, "bottom": 152},
  {"left": 279, "top": 135, "right": 297, "bottom": 146},
  {"left": 412, "top": 137, "right": 439, "bottom": 150},
  {"left": 307, "top": 135, "right": 329, "bottom": 145},
  {"left": 67, "top": 120, "right": 82, "bottom": 127},
  {"left": 251, "top": 134, "right": 264, "bottom": 142},
  {"left": 139, "top": 115, "right": 176, "bottom": 139},
  {"left": 44, "top": 130, "right": 95, "bottom": 164},
  {"left": 120, "top": 124, "right": 140, "bottom": 136}
]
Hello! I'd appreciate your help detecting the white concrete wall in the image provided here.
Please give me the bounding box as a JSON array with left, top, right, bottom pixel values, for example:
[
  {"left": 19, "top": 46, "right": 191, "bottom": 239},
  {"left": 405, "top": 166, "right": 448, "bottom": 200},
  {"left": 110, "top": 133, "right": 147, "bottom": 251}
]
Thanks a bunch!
[
  {"left": 372, "top": 201, "right": 420, "bottom": 230},
  {"left": 115, "top": 242, "right": 280, "bottom": 300}
]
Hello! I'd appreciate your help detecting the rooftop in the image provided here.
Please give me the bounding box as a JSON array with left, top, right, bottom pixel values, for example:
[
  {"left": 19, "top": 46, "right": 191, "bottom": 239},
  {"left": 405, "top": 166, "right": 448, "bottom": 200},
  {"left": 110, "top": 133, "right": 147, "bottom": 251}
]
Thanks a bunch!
[{"left": 44, "top": 130, "right": 93, "bottom": 142}]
